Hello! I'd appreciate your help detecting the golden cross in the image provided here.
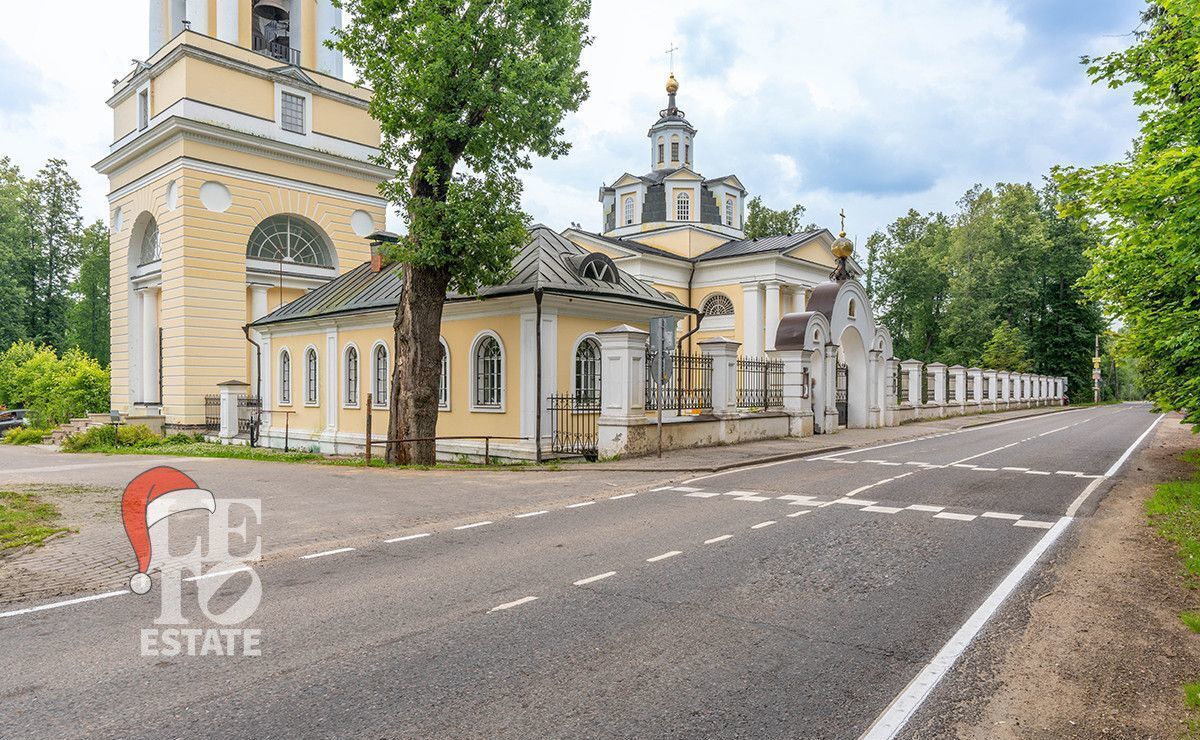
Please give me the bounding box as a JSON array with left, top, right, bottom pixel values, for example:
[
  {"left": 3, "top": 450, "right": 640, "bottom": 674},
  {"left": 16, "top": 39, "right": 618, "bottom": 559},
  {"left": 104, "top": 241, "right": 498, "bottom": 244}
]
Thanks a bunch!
[
  {"left": 665, "top": 43, "right": 680, "bottom": 73},
  {"left": 839, "top": 208, "right": 846, "bottom": 233}
]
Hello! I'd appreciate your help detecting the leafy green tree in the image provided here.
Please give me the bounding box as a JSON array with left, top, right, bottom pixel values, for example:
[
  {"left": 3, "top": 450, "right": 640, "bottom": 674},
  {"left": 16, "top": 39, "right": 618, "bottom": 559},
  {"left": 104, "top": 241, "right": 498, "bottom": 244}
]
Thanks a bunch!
[
  {"left": 334, "top": 0, "right": 591, "bottom": 464},
  {"left": 26, "top": 159, "right": 82, "bottom": 347},
  {"left": 981, "top": 320, "right": 1033, "bottom": 372},
  {"left": 0, "top": 341, "right": 109, "bottom": 426},
  {"left": 67, "top": 221, "right": 110, "bottom": 366},
  {"left": 1057, "top": 0, "right": 1200, "bottom": 425},
  {"left": 742, "top": 196, "right": 817, "bottom": 239},
  {"left": 0, "top": 159, "right": 31, "bottom": 348},
  {"left": 866, "top": 209, "right": 951, "bottom": 361}
]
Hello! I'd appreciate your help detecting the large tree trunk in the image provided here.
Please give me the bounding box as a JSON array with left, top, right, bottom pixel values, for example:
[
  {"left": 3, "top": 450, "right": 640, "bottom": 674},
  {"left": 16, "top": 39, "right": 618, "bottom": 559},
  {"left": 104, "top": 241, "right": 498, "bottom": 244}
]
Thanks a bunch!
[{"left": 386, "top": 263, "right": 451, "bottom": 466}]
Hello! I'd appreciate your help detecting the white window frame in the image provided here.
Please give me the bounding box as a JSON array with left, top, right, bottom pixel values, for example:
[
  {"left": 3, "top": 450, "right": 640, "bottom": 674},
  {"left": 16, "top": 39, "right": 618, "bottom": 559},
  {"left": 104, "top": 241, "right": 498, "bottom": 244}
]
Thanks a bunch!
[
  {"left": 274, "top": 83, "right": 313, "bottom": 143},
  {"left": 343, "top": 344, "right": 360, "bottom": 408},
  {"left": 470, "top": 330, "right": 505, "bottom": 413},
  {"left": 623, "top": 196, "right": 634, "bottom": 226},
  {"left": 303, "top": 345, "right": 319, "bottom": 406},
  {"left": 372, "top": 341, "right": 389, "bottom": 408},
  {"left": 657, "top": 137, "right": 665, "bottom": 164},
  {"left": 571, "top": 334, "right": 602, "bottom": 403},
  {"left": 699, "top": 293, "right": 735, "bottom": 332},
  {"left": 136, "top": 82, "right": 151, "bottom": 131},
  {"left": 279, "top": 349, "right": 292, "bottom": 406},
  {"left": 675, "top": 191, "right": 691, "bottom": 221},
  {"left": 438, "top": 337, "right": 450, "bottom": 411},
  {"left": 725, "top": 197, "right": 735, "bottom": 226}
]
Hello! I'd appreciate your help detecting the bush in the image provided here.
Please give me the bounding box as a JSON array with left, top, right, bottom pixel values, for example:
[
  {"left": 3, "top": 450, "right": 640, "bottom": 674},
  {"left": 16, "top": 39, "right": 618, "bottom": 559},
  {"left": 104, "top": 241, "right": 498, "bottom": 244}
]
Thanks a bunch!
[
  {"left": 62, "top": 424, "right": 167, "bottom": 452},
  {"left": 0, "top": 342, "right": 110, "bottom": 428},
  {"left": 2, "top": 427, "right": 49, "bottom": 445}
]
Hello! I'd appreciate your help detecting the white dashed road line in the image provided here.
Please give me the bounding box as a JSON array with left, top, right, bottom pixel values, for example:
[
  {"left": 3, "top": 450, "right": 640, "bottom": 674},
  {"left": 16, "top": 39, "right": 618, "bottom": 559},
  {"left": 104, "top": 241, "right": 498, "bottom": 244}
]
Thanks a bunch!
[
  {"left": 980, "top": 512, "right": 1022, "bottom": 521},
  {"left": 907, "top": 504, "right": 944, "bottom": 512},
  {"left": 384, "top": 533, "right": 432, "bottom": 543},
  {"left": 609, "top": 493, "right": 637, "bottom": 500},
  {"left": 1014, "top": 520, "right": 1055, "bottom": 529},
  {"left": 300, "top": 547, "right": 356, "bottom": 560},
  {"left": 933, "top": 512, "right": 976, "bottom": 522},
  {"left": 454, "top": 521, "right": 493, "bottom": 530},
  {"left": 184, "top": 567, "right": 253, "bottom": 582},
  {"left": 750, "top": 520, "right": 777, "bottom": 529},
  {"left": 565, "top": 501, "right": 596, "bottom": 509},
  {"left": 0, "top": 589, "right": 129, "bottom": 620},
  {"left": 514, "top": 510, "right": 548, "bottom": 518},
  {"left": 573, "top": 572, "right": 617, "bottom": 586},
  {"left": 861, "top": 505, "right": 904, "bottom": 514},
  {"left": 489, "top": 596, "right": 538, "bottom": 613},
  {"left": 646, "top": 551, "right": 681, "bottom": 563},
  {"left": 704, "top": 535, "right": 734, "bottom": 544}
]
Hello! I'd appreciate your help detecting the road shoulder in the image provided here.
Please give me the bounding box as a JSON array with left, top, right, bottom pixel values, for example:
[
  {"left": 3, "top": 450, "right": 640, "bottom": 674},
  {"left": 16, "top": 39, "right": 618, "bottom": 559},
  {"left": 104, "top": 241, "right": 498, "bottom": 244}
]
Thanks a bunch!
[{"left": 906, "top": 413, "right": 1200, "bottom": 738}]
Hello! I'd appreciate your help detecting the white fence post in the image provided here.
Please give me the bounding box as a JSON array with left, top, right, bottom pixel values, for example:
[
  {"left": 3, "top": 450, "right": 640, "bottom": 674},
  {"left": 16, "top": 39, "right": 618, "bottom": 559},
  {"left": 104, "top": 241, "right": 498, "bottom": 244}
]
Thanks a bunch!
[
  {"left": 700, "top": 337, "right": 740, "bottom": 418},
  {"left": 596, "top": 325, "right": 650, "bottom": 457},
  {"left": 218, "top": 379, "right": 249, "bottom": 441}
]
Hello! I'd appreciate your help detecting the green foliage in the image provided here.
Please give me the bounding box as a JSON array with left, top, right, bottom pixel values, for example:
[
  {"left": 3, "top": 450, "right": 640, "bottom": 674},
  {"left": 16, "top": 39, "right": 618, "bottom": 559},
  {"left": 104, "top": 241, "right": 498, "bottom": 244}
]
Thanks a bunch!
[
  {"left": 25, "top": 159, "right": 83, "bottom": 347},
  {"left": 1056, "top": 1, "right": 1200, "bottom": 426},
  {"left": 334, "top": 0, "right": 591, "bottom": 294},
  {"left": 0, "top": 341, "right": 110, "bottom": 428},
  {"left": 867, "top": 180, "right": 1102, "bottom": 384},
  {"left": 2, "top": 427, "right": 50, "bottom": 445},
  {"left": 1181, "top": 610, "right": 1200, "bottom": 634},
  {"left": 67, "top": 221, "right": 110, "bottom": 365},
  {"left": 742, "top": 196, "right": 817, "bottom": 239},
  {"left": 62, "top": 424, "right": 161, "bottom": 452},
  {"left": 0, "top": 490, "right": 72, "bottom": 551},
  {"left": 0, "top": 159, "right": 30, "bottom": 349},
  {"left": 981, "top": 321, "right": 1033, "bottom": 373},
  {"left": 1145, "top": 448, "right": 1200, "bottom": 587}
]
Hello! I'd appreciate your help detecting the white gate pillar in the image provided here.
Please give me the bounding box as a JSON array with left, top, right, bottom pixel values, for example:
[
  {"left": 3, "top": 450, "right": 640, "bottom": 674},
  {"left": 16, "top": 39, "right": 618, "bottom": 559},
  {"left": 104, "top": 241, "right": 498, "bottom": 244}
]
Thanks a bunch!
[
  {"left": 699, "top": 337, "right": 740, "bottom": 418},
  {"left": 769, "top": 348, "right": 813, "bottom": 436},
  {"left": 968, "top": 367, "right": 983, "bottom": 407},
  {"left": 901, "top": 359, "right": 923, "bottom": 407},
  {"left": 596, "top": 325, "right": 649, "bottom": 457},
  {"left": 928, "top": 362, "right": 947, "bottom": 408},
  {"left": 218, "top": 379, "right": 249, "bottom": 441},
  {"left": 948, "top": 365, "right": 966, "bottom": 409}
]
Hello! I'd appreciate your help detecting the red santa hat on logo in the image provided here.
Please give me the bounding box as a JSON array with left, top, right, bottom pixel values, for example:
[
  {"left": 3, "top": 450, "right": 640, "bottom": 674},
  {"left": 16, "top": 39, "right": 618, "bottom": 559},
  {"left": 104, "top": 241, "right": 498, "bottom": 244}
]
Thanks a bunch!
[{"left": 121, "top": 466, "right": 216, "bottom": 595}]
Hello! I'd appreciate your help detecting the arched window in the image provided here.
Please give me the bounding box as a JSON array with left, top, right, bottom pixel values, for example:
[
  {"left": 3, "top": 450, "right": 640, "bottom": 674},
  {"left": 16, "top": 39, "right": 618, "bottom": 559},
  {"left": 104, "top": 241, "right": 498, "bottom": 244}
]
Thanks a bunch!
[
  {"left": 473, "top": 334, "right": 503, "bottom": 409},
  {"left": 848, "top": 299, "right": 857, "bottom": 318},
  {"left": 574, "top": 338, "right": 601, "bottom": 403},
  {"left": 684, "top": 142, "right": 690, "bottom": 165},
  {"left": 438, "top": 338, "right": 450, "bottom": 409},
  {"left": 247, "top": 215, "right": 333, "bottom": 267},
  {"left": 279, "top": 349, "right": 292, "bottom": 404},
  {"left": 701, "top": 293, "right": 735, "bottom": 316},
  {"left": 373, "top": 343, "right": 388, "bottom": 406},
  {"left": 140, "top": 218, "right": 161, "bottom": 264},
  {"left": 657, "top": 138, "right": 664, "bottom": 164},
  {"left": 304, "top": 347, "right": 319, "bottom": 405},
  {"left": 623, "top": 196, "right": 634, "bottom": 225},
  {"left": 725, "top": 197, "right": 735, "bottom": 226},
  {"left": 578, "top": 253, "right": 619, "bottom": 284},
  {"left": 344, "top": 346, "right": 359, "bottom": 406},
  {"left": 675, "top": 191, "right": 690, "bottom": 221}
]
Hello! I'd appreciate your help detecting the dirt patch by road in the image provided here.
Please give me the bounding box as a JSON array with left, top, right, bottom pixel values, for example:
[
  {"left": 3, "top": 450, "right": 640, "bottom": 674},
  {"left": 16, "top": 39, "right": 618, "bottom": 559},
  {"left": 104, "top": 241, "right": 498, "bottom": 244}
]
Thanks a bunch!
[{"left": 910, "top": 414, "right": 1200, "bottom": 739}]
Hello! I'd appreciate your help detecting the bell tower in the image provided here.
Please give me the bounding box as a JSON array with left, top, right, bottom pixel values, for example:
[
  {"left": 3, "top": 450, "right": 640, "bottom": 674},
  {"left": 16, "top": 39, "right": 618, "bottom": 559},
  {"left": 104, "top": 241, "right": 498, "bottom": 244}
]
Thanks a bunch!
[
  {"left": 648, "top": 74, "right": 697, "bottom": 171},
  {"left": 96, "top": 0, "right": 392, "bottom": 432}
]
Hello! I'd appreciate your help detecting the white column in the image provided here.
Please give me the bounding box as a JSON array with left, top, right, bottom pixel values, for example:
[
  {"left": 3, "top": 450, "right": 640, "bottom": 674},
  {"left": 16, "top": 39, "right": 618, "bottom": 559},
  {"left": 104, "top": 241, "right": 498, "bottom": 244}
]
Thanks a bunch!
[
  {"left": 901, "top": 359, "right": 922, "bottom": 407},
  {"left": 216, "top": 0, "right": 239, "bottom": 43},
  {"left": 324, "top": 328, "right": 338, "bottom": 432},
  {"left": 763, "top": 282, "right": 782, "bottom": 353},
  {"left": 249, "top": 284, "right": 270, "bottom": 399},
  {"left": 596, "top": 325, "right": 650, "bottom": 458},
  {"left": 149, "top": 0, "right": 166, "bottom": 55},
  {"left": 769, "top": 348, "right": 814, "bottom": 436},
  {"left": 290, "top": 0, "right": 304, "bottom": 62},
  {"left": 169, "top": 0, "right": 187, "bottom": 36},
  {"left": 316, "top": 0, "right": 344, "bottom": 78},
  {"left": 140, "top": 287, "right": 160, "bottom": 404},
  {"left": 741, "top": 283, "right": 763, "bottom": 358},
  {"left": 699, "top": 337, "right": 740, "bottom": 418},
  {"left": 185, "top": 0, "right": 209, "bottom": 34},
  {"left": 949, "top": 366, "right": 966, "bottom": 406},
  {"left": 929, "top": 363, "right": 947, "bottom": 405},
  {"left": 984, "top": 370, "right": 998, "bottom": 406},
  {"left": 218, "top": 380, "right": 249, "bottom": 440},
  {"left": 791, "top": 286, "right": 806, "bottom": 314},
  {"left": 969, "top": 367, "right": 983, "bottom": 404}
]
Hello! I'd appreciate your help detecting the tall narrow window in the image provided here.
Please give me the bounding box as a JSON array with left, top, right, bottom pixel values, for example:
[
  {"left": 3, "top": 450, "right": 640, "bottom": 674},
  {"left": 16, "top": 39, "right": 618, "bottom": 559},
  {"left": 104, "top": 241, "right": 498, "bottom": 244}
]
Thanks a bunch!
[
  {"left": 725, "top": 197, "right": 735, "bottom": 226},
  {"left": 344, "top": 346, "right": 359, "bottom": 406},
  {"left": 473, "top": 335, "right": 503, "bottom": 408},
  {"left": 373, "top": 344, "right": 388, "bottom": 406},
  {"left": 137, "top": 88, "right": 150, "bottom": 131},
  {"left": 574, "top": 339, "right": 601, "bottom": 403},
  {"left": 657, "top": 140, "right": 664, "bottom": 164},
  {"left": 684, "top": 143, "right": 690, "bottom": 165},
  {"left": 140, "top": 218, "right": 161, "bottom": 265},
  {"left": 279, "top": 350, "right": 292, "bottom": 405},
  {"left": 675, "top": 191, "right": 690, "bottom": 221},
  {"left": 305, "top": 348, "right": 318, "bottom": 405},
  {"left": 438, "top": 339, "right": 450, "bottom": 409},
  {"left": 623, "top": 196, "right": 634, "bottom": 225},
  {"left": 671, "top": 140, "right": 680, "bottom": 162},
  {"left": 281, "top": 91, "right": 306, "bottom": 134}
]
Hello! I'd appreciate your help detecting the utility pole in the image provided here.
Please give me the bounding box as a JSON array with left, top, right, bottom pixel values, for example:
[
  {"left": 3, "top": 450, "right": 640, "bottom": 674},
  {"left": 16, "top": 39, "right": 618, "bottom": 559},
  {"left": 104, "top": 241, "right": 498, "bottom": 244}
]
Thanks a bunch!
[{"left": 1093, "top": 334, "right": 1101, "bottom": 404}]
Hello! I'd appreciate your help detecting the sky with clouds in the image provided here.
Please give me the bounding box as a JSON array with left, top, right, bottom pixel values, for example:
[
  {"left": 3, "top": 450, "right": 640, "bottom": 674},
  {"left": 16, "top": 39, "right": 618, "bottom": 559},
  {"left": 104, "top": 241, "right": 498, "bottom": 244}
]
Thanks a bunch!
[{"left": 0, "top": 1, "right": 1144, "bottom": 242}]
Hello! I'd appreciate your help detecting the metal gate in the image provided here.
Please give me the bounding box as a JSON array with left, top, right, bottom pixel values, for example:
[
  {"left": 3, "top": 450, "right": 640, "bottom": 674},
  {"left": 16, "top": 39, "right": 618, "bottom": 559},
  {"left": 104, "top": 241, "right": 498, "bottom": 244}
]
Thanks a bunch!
[
  {"left": 548, "top": 393, "right": 600, "bottom": 461},
  {"left": 835, "top": 361, "right": 849, "bottom": 427},
  {"left": 237, "top": 395, "right": 262, "bottom": 446}
]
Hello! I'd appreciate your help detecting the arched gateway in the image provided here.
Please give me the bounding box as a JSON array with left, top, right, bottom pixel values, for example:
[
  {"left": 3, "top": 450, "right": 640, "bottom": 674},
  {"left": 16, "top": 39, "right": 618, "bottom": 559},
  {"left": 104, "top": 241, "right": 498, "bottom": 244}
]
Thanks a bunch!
[{"left": 772, "top": 230, "right": 893, "bottom": 433}]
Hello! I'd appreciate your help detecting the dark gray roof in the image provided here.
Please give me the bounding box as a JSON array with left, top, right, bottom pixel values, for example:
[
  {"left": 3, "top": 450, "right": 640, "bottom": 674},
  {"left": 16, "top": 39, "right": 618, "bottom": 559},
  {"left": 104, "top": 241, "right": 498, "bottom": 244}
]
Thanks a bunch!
[
  {"left": 694, "top": 230, "right": 827, "bottom": 262},
  {"left": 253, "top": 226, "right": 691, "bottom": 327}
]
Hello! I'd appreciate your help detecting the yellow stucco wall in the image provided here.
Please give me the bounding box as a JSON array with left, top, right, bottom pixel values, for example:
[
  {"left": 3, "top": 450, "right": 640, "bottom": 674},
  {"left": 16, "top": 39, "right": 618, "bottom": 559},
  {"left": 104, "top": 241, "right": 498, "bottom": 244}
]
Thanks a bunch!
[{"left": 630, "top": 227, "right": 728, "bottom": 259}]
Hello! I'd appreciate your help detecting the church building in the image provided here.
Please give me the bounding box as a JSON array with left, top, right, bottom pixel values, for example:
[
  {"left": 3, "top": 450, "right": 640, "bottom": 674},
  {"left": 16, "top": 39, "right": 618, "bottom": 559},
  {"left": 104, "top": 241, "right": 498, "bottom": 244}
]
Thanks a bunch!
[{"left": 99, "top": 4, "right": 858, "bottom": 459}]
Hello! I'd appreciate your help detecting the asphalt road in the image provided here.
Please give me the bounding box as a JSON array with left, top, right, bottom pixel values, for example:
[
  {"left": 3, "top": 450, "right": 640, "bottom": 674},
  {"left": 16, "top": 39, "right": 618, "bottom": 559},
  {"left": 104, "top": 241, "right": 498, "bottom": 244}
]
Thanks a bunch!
[{"left": 0, "top": 403, "right": 1161, "bottom": 739}]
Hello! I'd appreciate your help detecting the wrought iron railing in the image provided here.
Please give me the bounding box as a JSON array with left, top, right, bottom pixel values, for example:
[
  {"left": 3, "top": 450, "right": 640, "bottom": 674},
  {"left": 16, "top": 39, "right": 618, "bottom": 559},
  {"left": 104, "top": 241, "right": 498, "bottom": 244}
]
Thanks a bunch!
[
  {"left": 204, "top": 395, "right": 220, "bottom": 433},
  {"left": 898, "top": 369, "right": 909, "bottom": 403},
  {"left": 237, "top": 395, "right": 262, "bottom": 440},
  {"left": 252, "top": 34, "right": 301, "bottom": 66},
  {"left": 736, "top": 356, "right": 784, "bottom": 409},
  {"left": 547, "top": 392, "right": 600, "bottom": 460},
  {"left": 645, "top": 352, "right": 713, "bottom": 413},
  {"left": 948, "top": 378, "right": 958, "bottom": 402}
]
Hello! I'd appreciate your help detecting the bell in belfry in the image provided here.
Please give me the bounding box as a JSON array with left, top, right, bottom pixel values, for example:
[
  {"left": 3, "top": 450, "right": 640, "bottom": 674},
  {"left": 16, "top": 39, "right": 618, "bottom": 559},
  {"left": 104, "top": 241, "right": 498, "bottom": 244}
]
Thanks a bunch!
[{"left": 253, "top": 0, "right": 289, "bottom": 22}]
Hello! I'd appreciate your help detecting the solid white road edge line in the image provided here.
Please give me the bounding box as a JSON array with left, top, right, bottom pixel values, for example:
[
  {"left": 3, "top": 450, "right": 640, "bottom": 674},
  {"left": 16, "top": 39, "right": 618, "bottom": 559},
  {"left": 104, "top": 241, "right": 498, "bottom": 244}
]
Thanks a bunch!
[
  {"left": 1065, "top": 413, "right": 1165, "bottom": 517},
  {"left": 0, "top": 589, "right": 129, "bottom": 620},
  {"left": 300, "top": 547, "right": 356, "bottom": 560},
  {"left": 860, "top": 516, "right": 1073, "bottom": 740},
  {"left": 489, "top": 596, "right": 538, "bottom": 612},
  {"left": 573, "top": 571, "right": 617, "bottom": 586}
]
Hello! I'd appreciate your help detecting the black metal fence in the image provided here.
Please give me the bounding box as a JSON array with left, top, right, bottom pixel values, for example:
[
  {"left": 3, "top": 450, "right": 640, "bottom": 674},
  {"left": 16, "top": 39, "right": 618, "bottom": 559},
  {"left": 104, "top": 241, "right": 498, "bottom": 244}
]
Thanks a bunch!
[
  {"left": 898, "top": 368, "right": 909, "bottom": 403},
  {"left": 204, "top": 395, "right": 220, "bottom": 433},
  {"left": 947, "top": 375, "right": 958, "bottom": 402},
  {"left": 547, "top": 393, "right": 600, "bottom": 460},
  {"left": 237, "top": 395, "right": 262, "bottom": 443},
  {"left": 645, "top": 352, "right": 713, "bottom": 413},
  {"left": 252, "top": 34, "right": 301, "bottom": 65},
  {"left": 736, "top": 356, "right": 784, "bottom": 409}
]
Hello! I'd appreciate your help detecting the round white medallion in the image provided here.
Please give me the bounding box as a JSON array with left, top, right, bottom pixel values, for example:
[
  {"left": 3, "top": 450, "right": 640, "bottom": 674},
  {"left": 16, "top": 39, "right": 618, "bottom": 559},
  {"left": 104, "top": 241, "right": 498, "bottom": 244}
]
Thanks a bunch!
[
  {"left": 199, "top": 181, "right": 232, "bottom": 213},
  {"left": 111, "top": 207, "right": 124, "bottom": 233},
  {"left": 350, "top": 210, "right": 375, "bottom": 238},
  {"left": 166, "top": 180, "right": 180, "bottom": 211}
]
